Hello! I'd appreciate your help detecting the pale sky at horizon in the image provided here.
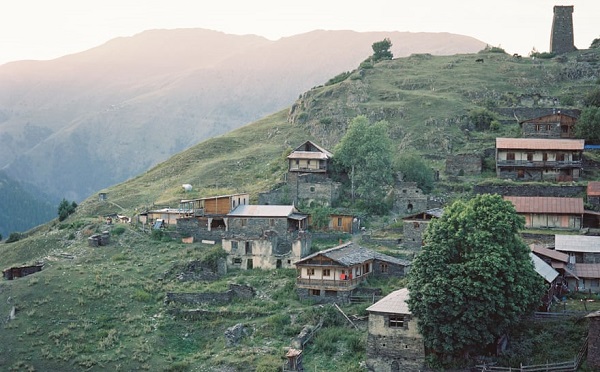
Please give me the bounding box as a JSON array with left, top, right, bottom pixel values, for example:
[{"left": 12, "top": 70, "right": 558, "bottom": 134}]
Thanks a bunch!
[{"left": 1, "top": 0, "right": 599, "bottom": 66}]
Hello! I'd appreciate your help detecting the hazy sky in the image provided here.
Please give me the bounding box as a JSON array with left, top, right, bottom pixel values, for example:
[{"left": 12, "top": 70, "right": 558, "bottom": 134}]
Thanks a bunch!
[{"left": 1, "top": 0, "right": 599, "bottom": 65}]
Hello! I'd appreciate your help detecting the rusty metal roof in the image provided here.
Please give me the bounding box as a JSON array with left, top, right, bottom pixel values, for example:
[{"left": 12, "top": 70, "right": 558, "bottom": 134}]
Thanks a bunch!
[
  {"left": 227, "top": 205, "right": 301, "bottom": 218},
  {"left": 503, "top": 196, "right": 584, "bottom": 214},
  {"left": 288, "top": 140, "right": 332, "bottom": 159},
  {"left": 573, "top": 263, "right": 600, "bottom": 279},
  {"left": 530, "top": 244, "right": 569, "bottom": 263},
  {"left": 367, "top": 288, "right": 411, "bottom": 314},
  {"left": 588, "top": 182, "right": 600, "bottom": 197},
  {"left": 496, "top": 138, "right": 584, "bottom": 150}
]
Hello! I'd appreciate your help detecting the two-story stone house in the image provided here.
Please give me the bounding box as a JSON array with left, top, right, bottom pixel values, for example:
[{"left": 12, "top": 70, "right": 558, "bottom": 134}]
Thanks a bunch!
[
  {"left": 520, "top": 111, "right": 579, "bottom": 138},
  {"left": 495, "top": 138, "right": 584, "bottom": 181},
  {"left": 222, "top": 205, "right": 310, "bottom": 270}
]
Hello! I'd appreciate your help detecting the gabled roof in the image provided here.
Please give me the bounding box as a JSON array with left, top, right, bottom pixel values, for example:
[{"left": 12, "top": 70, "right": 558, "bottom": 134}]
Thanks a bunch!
[
  {"left": 530, "top": 244, "right": 569, "bottom": 263},
  {"left": 530, "top": 253, "right": 559, "bottom": 283},
  {"left": 227, "top": 204, "right": 303, "bottom": 218},
  {"left": 496, "top": 138, "right": 584, "bottom": 151},
  {"left": 503, "top": 196, "right": 584, "bottom": 214},
  {"left": 294, "top": 242, "right": 410, "bottom": 267},
  {"left": 588, "top": 182, "right": 600, "bottom": 197},
  {"left": 366, "top": 288, "right": 411, "bottom": 314},
  {"left": 287, "top": 140, "right": 333, "bottom": 160},
  {"left": 555, "top": 234, "right": 600, "bottom": 253},
  {"left": 519, "top": 112, "right": 578, "bottom": 124}
]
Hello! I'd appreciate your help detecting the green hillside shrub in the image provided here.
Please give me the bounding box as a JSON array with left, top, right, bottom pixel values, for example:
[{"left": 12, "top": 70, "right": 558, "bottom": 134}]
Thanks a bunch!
[{"left": 6, "top": 232, "right": 21, "bottom": 243}]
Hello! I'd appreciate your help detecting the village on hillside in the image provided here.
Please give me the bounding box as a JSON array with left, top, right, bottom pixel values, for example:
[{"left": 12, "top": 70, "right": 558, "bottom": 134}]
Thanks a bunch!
[{"left": 3, "top": 5, "right": 600, "bottom": 372}]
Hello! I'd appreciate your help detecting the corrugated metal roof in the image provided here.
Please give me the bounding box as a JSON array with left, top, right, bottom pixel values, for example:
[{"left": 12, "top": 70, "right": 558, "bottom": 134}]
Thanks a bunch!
[
  {"left": 573, "top": 263, "right": 600, "bottom": 279},
  {"left": 227, "top": 205, "right": 298, "bottom": 218},
  {"left": 555, "top": 234, "right": 600, "bottom": 253},
  {"left": 530, "top": 244, "right": 569, "bottom": 263},
  {"left": 503, "top": 196, "right": 584, "bottom": 214},
  {"left": 496, "top": 138, "right": 584, "bottom": 150},
  {"left": 588, "top": 182, "right": 600, "bottom": 197},
  {"left": 530, "top": 253, "right": 559, "bottom": 283},
  {"left": 366, "top": 288, "right": 411, "bottom": 314},
  {"left": 295, "top": 242, "right": 411, "bottom": 267}
]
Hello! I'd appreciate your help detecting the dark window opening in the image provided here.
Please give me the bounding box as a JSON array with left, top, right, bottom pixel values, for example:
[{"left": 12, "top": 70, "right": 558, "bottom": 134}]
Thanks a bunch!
[
  {"left": 245, "top": 242, "right": 252, "bottom": 255},
  {"left": 389, "top": 315, "right": 405, "bottom": 328},
  {"left": 246, "top": 259, "right": 253, "bottom": 269},
  {"left": 276, "top": 259, "right": 282, "bottom": 269}
]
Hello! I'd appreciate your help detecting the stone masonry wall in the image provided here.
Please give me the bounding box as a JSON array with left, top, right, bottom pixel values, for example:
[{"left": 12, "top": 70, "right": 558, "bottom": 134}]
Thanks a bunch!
[
  {"left": 445, "top": 154, "right": 482, "bottom": 176},
  {"left": 551, "top": 6, "right": 575, "bottom": 54}
]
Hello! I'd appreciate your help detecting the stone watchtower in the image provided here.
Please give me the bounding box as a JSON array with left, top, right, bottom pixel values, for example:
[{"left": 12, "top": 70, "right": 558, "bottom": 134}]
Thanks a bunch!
[{"left": 550, "top": 5, "right": 576, "bottom": 54}]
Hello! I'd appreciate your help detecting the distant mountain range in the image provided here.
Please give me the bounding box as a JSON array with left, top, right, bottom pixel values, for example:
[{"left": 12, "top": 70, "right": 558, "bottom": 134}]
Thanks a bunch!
[{"left": 0, "top": 28, "right": 486, "bottom": 234}]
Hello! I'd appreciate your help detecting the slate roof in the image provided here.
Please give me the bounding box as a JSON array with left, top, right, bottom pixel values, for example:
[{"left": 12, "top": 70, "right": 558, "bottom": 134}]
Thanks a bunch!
[
  {"left": 496, "top": 138, "right": 584, "bottom": 151},
  {"left": 588, "top": 182, "right": 600, "bottom": 197},
  {"left": 403, "top": 208, "right": 444, "bottom": 220},
  {"left": 555, "top": 234, "right": 600, "bottom": 253},
  {"left": 227, "top": 205, "right": 303, "bottom": 218},
  {"left": 366, "top": 288, "right": 411, "bottom": 314},
  {"left": 504, "top": 196, "right": 584, "bottom": 214},
  {"left": 530, "top": 244, "right": 569, "bottom": 263},
  {"left": 295, "top": 242, "right": 411, "bottom": 267}
]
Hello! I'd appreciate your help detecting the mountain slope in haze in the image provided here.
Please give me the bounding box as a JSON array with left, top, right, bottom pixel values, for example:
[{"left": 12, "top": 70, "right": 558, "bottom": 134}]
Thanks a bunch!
[{"left": 0, "top": 28, "right": 487, "bottom": 203}]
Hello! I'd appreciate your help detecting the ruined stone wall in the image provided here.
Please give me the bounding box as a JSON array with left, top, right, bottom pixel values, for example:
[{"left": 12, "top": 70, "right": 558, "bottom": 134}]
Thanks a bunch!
[
  {"left": 373, "top": 259, "right": 407, "bottom": 278},
  {"left": 445, "top": 154, "right": 482, "bottom": 176},
  {"left": 393, "top": 182, "right": 427, "bottom": 215},
  {"left": 473, "top": 185, "right": 585, "bottom": 197},
  {"left": 176, "top": 217, "right": 225, "bottom": 243},
  {"left": 551, "top": 6, "right": 575, "bottom": 54}
]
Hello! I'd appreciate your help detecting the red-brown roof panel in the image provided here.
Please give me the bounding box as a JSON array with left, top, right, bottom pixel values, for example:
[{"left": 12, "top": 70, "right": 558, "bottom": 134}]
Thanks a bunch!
[
  {"left": 496, "top": 138, "right": 584, "bottom": 150},
  {"left": 504, "top": 196, "right": 584, "bottom": 214}
]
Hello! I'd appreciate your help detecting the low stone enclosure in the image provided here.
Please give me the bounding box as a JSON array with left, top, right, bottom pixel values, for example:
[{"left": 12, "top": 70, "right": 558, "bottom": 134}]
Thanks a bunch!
[
  {"left": 3, "top": 264, "right": 44, "bottom": 280},
  {"left": 164, "top": 283, "right": 256, "bottom": 306}
]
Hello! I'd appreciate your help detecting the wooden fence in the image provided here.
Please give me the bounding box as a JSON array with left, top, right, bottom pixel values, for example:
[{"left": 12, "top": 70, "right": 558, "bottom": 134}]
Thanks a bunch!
[{"left": 475, "top": 337, "right": 588, "bottom": 372}]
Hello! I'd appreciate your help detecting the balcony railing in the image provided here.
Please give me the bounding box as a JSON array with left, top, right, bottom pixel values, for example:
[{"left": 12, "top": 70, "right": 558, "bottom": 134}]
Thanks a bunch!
[
  {"left": 296, "top": 273, "right": 372, "bottom": 288},
  {"left": 496, "top": 160, "right": 581, "bottom": 168}
]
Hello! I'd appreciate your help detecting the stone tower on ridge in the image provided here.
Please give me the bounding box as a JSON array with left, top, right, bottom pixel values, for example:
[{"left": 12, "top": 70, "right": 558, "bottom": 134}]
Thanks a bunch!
[{"left": 550, "top": 5, "right": 576, "bottom": 54}]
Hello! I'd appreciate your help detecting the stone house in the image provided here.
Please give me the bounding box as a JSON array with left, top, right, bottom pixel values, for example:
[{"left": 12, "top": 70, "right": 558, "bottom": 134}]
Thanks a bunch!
[
  {"left": 222, "top": 205, "right": 310, "bottom": 270},
  {"left": 393, "top": 182, "right": 427, "bottom": 215},
  {"left": 260, "top": 140, "right": 341, "bottom": 207},
  {"left": 365, "top": 288, "right": 425, "bottom": 372},
  {"left": 503, "top": 196, "right": 583, "bottom": 230},
  {"left": 495, "top": 138, "right": 584, "bottom": 181},
  {"left": 402, "top": 208, "right": 443, "bottom": 250},
  {"left": 520, "top": 111, "right": 578, "bottom": 139},
  {"left": 294, "top": 242, "right": 410, "bottom": 304}
]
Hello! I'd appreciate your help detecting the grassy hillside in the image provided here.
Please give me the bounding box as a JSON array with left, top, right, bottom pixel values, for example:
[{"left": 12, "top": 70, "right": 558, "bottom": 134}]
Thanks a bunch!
[{"left": 1, "top": 48, "right": 599, "bottom": 371}]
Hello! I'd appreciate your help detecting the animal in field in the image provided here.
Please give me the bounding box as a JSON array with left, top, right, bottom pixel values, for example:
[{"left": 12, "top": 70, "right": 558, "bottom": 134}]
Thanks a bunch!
[{"left": 475, "top": 58, "right": 484, "bottom": 63}]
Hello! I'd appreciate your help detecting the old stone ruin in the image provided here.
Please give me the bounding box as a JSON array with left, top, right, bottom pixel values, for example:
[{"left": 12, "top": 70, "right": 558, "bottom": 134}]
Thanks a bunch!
[{"left": 87, "top": 230, "right": 110, "bottom": 247}]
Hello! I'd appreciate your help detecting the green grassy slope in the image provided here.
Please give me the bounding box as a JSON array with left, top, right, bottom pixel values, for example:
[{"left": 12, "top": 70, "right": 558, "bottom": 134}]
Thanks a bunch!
[{"left": 1, "top": 48, "right": 599, "bottom": 371}]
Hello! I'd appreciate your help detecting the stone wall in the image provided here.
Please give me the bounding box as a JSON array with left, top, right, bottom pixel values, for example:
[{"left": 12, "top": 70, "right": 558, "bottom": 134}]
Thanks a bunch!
[
  {"left": 176, "top": 217, "right": 225, "bottom": 243},
  {"left": 295, "top": 287, "right": 353, "bottom": 304},
  {"left": 402, "top": 220, "right": 429, "bottom": 250},
  {"left": 588, "top": 312, "right": 600, "bottom": 370},
  {"left": 393, "top": 182, "right": 427, "bottom": 215},
  {"left": 445, "top": 154, "right": 482, "bottom": 176},
  {"left": 521, "top": 122, "right": 562, "bottom": 138},
  {"left": 366, "top": 313, "right": 425, "bottom": 372},
  {"left": 473, "top": 184, "right": 585, "bottom": 198}
]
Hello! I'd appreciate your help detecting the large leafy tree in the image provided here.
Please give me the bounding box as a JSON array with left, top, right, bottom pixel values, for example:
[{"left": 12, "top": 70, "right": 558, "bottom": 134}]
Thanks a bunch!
[
  {"left": 407, "top": 194, "right": 543, "bottom": 366},
  {"left": 574, "top": 107, "right": 600, "bottom": 142},
  {"left": 394, "top": 152, "right": 435, "bottom": 193},
  {"left": 333, "top": 115, "right": 393, "bottom": 214}
]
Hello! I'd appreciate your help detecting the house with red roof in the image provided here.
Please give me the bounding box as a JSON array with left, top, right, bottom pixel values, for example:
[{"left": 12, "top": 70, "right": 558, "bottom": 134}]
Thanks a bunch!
[
  {"left": 503, "top": 196, "right": 583, "bottom": 230},
  {"left": 495, "top": 138, "right": 584, "bottom": 181}
]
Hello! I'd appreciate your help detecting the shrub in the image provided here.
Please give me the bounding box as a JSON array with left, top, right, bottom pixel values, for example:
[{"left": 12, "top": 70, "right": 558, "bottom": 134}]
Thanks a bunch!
[
  {"left": 111, "top": 226, "right": 126, "bottom": 235},
  {"left": 480, "top": 45, "right": 506, "bottom": 54},
  {"left": 6, "top": 232, "right": 21, "bottom": 243},
  {"left": 57, "top": 198, "right": 77, "bottom": 221},
  {"left": 151, "top": 229, "right": 164, "bottom": 241}
]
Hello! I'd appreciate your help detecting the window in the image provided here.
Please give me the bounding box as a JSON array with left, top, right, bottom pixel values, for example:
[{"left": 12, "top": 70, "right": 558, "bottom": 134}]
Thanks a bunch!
[
  {"left": 231, "top": 241, "right": 238, "bottom": 252},
  {"left": 337, "top": 217, "right": 343, "bottom": 227},
  {"left": 380, "top": 263, "right": 388, "bottom": 273},
  {"left": 233, "top": 258, "right": 242, "bottom": 265},
  {"left": 364, "top": 263, "right": 370, "bottom": 273},
  {"left": 310, "top": 289, "right": 321, "bottom": 296},
  {"left": 517, "top": 169, "right": 524, "bottom": 179},
  {"left": 310, "top": 186, "right": 315, "bottom": 192},
  {"left": 241, "top": 218, "right": 248, "bottom": 227},
  {"left": 323, "top": 269, "right": 331, "bottom": 277},
  {"left": 245, "top": 241, "right": 252, "bottom": 255},
  {"left": 543, "top": 153, "right": 548, "bottom": 162},
  {"left": 506, "top": 152, "right": 515, "bottom": 161},
  {"left": 307, "top": 268, "right": 315, "bottom": 276},
  {"left": 389, "top": 315, "right": 405, "bottom": 328},
  {"left": 413, "top": 222, "right": 420, "bottom": 229},
  {"left": 269, "top": 218, "right": 275, "bottom": 227},
  {"left": 557, "top": 153, "right": 565, "bottom": 162},
  {"left": 247, "top": 259, "right": 253, "bottom": 269},
  {"left": 527, "top": 153, "right": 533, "bottom": 162}
]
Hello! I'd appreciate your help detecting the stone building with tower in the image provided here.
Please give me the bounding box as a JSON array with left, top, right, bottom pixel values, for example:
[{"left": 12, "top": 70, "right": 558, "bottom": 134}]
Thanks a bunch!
[{"left": 550, "top": 5, "right": 576, "bottom": 54}]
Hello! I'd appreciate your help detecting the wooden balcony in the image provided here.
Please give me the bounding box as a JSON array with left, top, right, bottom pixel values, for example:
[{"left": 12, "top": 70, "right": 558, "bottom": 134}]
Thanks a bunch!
[
  {"left": 296, "top": 272, "right": 372, "bottom": 289},
  {"left": 496, "top": 160, "right": 581, "bottom": 169}
]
